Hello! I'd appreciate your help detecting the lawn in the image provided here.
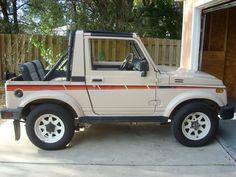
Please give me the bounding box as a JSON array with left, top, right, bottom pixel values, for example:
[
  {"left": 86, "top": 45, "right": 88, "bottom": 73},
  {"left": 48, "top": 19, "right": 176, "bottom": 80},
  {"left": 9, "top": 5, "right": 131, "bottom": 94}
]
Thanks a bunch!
[
  {"left": 0, "top": 87, "right": 6, "bottom": 125},
  {"left": 0, "top": 95, "right": 4, "bottom": 107},
  {"left": 0, "top": 85, "right": 5, "bottom": 108},
  {"left": 0, "top": 94, "right": 5, "bottom": 125}
]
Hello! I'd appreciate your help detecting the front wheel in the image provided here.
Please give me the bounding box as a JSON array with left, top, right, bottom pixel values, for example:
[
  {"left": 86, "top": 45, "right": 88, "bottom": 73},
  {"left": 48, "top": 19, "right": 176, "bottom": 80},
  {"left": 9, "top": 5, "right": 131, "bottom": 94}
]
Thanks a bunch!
[
  {"left": 26, "top": 104, "right": 75, "bottom": 150},
  {"left": 171, "top": 102, "right": 219, "bottom": 147}
]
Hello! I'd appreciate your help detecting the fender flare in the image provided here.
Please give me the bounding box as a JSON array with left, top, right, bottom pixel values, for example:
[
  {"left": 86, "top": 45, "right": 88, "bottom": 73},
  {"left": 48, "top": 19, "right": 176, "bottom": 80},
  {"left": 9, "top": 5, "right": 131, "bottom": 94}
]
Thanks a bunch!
[
  {"left": 163, "top": 91, "right": 225, "bottom": 117},
  {"left": 19, "top": 91, "right": 84, "bottom": 117}
]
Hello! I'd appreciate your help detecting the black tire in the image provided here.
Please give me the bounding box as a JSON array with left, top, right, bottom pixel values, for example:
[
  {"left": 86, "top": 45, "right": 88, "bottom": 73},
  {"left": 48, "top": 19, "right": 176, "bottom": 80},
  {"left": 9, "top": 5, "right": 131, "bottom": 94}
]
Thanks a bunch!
[
  {"left": 171, "top": 102, "right": 219, "bottom": 147},
  {"left": 26, "top": 104, "right": 75, "bottom": 150}
]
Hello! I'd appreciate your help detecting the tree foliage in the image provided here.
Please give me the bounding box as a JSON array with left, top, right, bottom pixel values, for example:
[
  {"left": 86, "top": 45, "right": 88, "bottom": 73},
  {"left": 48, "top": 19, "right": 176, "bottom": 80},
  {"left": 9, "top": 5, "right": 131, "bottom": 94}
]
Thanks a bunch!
[
  {"left": 22, "top": 0, "right": 65, "bottom": 34},
  {"left": 133, "top": 0, "right": 183, "bottom": 38},
  {"left": 0, "top": 0, "right": 21, "bottom": 33},
  {"left": 72, "top": 0, "right": 134, "bottom": 31},
  {"left": 0, "top": 0, "right": 183, "bottom": 39}
]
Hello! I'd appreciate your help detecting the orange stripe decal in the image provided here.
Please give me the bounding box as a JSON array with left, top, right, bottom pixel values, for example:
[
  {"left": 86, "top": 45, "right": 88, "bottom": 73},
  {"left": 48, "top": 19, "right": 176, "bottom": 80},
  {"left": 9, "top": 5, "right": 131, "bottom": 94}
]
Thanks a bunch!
[
  {"left": 6, "top": 85, "right": 223, "bottom": 91},
  {"left": 66, "top": 85, "right": 87, "bottom": 90},
  {"left": 98, "top": 85, "right": 126, "bottom": 90},
  {"left": 127, "top": 85, "right": 148, "bottom": 89},
  {"left": 175, "top": 86, "right": 224, "bottom": 89},
  {"left": 7, "top": 85, "right": 65, "bottom": 91}
]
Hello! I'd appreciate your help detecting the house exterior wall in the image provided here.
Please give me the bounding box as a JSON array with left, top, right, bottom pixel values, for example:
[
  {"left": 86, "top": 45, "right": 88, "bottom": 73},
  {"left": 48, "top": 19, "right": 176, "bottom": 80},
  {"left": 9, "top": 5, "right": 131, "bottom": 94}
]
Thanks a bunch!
[{"left": 180, "top": 0, "right": 194, "bottom": 69}]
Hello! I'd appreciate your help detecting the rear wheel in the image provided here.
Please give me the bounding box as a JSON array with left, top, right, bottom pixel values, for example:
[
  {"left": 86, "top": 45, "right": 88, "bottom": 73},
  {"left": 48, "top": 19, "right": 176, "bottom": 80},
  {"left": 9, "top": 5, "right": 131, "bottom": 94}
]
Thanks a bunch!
[
  {"left": 172, "top": 102, "right": 219, "bottom": 147},
  {"left": 26, "top": 104, "right": 75, "bottom": 150}
]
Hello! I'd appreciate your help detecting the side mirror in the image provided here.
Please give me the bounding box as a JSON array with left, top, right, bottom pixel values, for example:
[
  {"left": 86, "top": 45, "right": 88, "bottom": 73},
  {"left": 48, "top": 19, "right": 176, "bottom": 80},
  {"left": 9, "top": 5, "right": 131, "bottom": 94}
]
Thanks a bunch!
[{"left": 140, "top": 60, "right": 148, "bottom": 77}]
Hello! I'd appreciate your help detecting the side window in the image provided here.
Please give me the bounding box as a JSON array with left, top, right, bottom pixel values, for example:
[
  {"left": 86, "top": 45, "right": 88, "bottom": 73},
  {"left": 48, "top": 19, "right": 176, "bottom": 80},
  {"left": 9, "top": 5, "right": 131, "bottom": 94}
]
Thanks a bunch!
[{"left": 89, "top": 38, "right": 147, "bottom": 71}]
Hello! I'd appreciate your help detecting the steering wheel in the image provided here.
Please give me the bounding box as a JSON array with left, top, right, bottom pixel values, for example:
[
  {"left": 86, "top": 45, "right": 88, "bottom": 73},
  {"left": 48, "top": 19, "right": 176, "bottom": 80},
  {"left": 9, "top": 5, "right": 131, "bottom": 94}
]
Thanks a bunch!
[{"left": 120, "top": 53, "right": 134, "bottom": 70}]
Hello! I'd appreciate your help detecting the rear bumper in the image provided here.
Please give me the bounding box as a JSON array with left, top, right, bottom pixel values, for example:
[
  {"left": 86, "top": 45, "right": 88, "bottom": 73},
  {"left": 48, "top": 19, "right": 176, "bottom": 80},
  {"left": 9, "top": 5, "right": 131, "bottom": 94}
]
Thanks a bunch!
[
  {"left": 0, "top": 107, "right": 22, "bottom": 140},
  {"left": 0, "top": 107, "right": 22, "bottom": 120},
  {"left": 220, "top": 105, "right": 235, "bottom": 120}
]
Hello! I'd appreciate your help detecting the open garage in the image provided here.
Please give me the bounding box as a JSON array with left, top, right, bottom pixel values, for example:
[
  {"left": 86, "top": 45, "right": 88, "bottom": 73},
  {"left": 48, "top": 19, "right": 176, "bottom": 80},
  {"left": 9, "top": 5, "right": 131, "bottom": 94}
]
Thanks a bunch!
[{"left": 201, "top": 2, "right": 236, "bottom": 100}]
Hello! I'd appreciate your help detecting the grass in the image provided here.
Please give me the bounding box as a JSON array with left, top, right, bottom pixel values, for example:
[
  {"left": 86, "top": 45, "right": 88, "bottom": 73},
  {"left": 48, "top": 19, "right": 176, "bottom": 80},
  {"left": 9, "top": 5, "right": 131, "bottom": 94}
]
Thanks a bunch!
[
  {"left": 0, "top": 83, "right": 5, "bottom": 107},
  {"left": 0, "top": 84, "right": 4, "bottom": 106},
  {"left": 0, "top": 87, "right": 4, "bottom": 94},
  {"left": 0, "top": 93, "right": 5, "bottom": 107},
  {"left": 0, "top": 94, "right": 5, "bottom": 108},
  {"left": 0, "top": 93, "right": 6, "bottom": 125}
]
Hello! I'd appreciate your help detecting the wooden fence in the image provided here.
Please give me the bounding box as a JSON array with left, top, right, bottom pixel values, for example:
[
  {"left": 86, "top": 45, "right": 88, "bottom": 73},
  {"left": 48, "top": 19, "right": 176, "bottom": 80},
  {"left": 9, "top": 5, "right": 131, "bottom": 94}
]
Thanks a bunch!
[
  {"left": 142, "top": 38, "right": 181, "bottom": 66},
  {"left": 0, "top": 34, "right": 181, "bottom": 81},
  {"left": 0, "top": 34, "right": 67, "bottom": 81}
]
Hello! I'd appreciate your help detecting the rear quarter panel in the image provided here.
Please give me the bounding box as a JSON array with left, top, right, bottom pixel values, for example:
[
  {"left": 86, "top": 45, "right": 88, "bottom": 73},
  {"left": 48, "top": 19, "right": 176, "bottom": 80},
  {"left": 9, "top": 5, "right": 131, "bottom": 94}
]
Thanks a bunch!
[{"left": 5, "top": 81, "right": 92, "bottom": 117}]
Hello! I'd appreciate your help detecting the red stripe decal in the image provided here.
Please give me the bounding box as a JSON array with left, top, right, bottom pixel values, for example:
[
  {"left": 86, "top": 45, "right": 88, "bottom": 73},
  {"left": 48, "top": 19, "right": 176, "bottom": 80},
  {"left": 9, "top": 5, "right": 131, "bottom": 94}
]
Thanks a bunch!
[
  {"left": 6, "top": 85, "right": 223, "bottom": 91},
  {"left": 98, "top": 85, "right": 126, "bottom": 90},
  {"left": 86, "top": 85, "right": 100, "bottom": 90},
  {"left": 175, "top": 86, "right": 223, "bottom": 89},
  {"left": 7, "top": 85, "right": 65, "bottom": 91},
  {"left": 66, "top": 85, "right": 87, "bottom": 90},
  {"left": 127, "top": 85, "right": 148, "bottom": 89}
]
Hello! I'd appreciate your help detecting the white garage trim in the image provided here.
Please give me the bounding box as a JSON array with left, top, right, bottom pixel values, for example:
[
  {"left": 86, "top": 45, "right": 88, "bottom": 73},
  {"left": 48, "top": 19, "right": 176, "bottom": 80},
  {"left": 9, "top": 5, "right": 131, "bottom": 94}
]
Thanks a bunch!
[
  {"left": 194, "top": 0, "right": 231, "bottom": 8},
  {"left": 203, "top": 1, "right": 236, "bottom": 13}
]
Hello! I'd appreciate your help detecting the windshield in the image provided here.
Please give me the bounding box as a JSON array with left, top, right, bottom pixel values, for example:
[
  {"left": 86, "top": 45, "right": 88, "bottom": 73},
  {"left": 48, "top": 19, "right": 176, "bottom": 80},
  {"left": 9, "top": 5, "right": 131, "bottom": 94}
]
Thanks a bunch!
[{"left": 130, "top": 41, "right": 145, "bottom": 59}]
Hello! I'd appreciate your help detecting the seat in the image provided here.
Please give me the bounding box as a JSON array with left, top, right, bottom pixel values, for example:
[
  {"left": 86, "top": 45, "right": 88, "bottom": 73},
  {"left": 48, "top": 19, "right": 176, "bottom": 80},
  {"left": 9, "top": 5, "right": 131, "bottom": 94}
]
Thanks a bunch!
[
  {"left": 20, "top": 62, "right": 40, "bottom": 81},
  {"left": 32, "top": 60, "right": 46, "bottom": 80}
]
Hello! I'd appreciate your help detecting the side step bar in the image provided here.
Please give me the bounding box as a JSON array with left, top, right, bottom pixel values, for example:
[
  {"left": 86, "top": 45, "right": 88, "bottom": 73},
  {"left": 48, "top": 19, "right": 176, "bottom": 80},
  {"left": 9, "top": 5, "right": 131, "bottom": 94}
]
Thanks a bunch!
[{"left": 79, "top": 116, "right": 169, "bottom": 124}]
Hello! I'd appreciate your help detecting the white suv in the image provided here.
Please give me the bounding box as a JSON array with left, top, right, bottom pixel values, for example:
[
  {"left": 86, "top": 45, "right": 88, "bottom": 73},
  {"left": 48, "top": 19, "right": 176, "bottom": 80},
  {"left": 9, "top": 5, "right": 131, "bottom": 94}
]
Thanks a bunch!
[{"left": 1, "top": 30, "right": 234, "bottom": 150}]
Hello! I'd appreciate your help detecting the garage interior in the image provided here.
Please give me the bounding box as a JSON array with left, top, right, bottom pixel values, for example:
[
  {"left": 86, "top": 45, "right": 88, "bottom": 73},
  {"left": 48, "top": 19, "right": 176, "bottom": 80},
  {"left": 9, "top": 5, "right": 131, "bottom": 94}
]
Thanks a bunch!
[{"left": 200, "top": 2, "right": 236, "bottom": 100}]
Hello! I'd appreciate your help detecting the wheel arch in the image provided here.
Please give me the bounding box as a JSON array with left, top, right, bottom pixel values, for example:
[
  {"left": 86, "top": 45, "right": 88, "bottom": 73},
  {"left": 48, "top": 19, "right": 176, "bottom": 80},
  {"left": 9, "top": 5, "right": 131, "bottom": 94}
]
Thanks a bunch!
[
  {"left": 166, "top": 98, "right": 220, "bottom": 119},
  {"left": 163, "top": 90, "right": 225, "bottom": 118},
  {"left": 22, "top": 99, "right": 78, "bottom": 118},
  {"left": 19, "top": 91, "right": 84, "bottom": 118}
]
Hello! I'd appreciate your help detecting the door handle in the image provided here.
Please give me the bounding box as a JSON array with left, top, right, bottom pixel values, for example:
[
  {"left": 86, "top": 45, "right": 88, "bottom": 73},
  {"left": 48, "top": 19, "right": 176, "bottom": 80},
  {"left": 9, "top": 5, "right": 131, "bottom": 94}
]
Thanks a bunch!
[{"left": 91, "top": 77, "right": 103, "bottom": 82}]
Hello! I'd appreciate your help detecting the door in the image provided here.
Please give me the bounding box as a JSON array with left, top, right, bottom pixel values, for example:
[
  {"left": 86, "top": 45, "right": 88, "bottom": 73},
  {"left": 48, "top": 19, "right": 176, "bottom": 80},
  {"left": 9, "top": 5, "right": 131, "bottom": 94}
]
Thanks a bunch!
[{"left": 85, "top": 37, "right": 157, "bottom": 115}]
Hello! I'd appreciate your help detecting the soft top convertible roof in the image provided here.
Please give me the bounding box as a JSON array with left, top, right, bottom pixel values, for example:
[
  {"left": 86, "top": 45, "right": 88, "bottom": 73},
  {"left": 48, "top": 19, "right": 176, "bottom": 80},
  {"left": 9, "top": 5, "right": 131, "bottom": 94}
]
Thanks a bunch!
[{"left": 83, "top": 30, "right": 133, "bottom": 38}]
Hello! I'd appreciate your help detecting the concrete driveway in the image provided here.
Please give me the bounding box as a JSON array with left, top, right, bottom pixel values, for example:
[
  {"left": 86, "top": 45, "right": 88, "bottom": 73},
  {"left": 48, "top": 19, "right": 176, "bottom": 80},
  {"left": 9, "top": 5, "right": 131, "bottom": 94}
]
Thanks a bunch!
[{"left": 0, "top": 121, "right": 235, "bottom": 177}]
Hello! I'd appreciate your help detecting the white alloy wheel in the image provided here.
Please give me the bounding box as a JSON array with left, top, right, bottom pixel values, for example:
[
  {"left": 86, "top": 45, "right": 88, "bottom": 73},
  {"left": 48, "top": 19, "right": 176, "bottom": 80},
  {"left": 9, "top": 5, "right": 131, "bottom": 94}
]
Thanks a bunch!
[
  {"left": 181, "top": 112, "right": 211, "bottom": 140},
  {"left": 34, "top": 114, "right": 65, "bottom": 143}
]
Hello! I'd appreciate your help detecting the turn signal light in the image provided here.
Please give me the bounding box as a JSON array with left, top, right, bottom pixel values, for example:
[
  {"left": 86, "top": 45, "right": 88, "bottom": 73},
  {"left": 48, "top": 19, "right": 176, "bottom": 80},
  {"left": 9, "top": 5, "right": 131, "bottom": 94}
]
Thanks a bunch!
[{"left": 216, "top": 88, "right": 224, "bottom": 93}]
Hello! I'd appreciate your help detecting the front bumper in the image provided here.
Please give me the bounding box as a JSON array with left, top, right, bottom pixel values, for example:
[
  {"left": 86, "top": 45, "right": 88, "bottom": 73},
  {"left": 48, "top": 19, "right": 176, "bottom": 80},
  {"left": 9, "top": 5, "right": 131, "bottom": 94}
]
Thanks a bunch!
[{"left": 220, "top": 105, "right": 235, "bottom": 120}]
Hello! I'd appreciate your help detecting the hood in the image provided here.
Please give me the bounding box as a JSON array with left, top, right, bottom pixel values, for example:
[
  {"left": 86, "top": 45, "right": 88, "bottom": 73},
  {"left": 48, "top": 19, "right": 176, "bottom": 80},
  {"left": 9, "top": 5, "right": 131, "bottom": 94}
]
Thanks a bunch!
[{"left": 157, "top": 65, "right": 223, "bottom": 86}]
